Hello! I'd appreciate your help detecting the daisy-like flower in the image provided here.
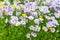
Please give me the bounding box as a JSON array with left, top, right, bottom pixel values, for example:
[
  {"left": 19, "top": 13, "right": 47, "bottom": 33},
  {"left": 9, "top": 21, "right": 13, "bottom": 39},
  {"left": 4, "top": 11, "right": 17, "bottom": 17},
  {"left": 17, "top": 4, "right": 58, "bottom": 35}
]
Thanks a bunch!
[
  {"left": 34, "top": 19, "right": 40, "bottom": 25},
  {"left": 29, "top": 25, "right": 40, "bottom": 32},
  {"left": 31, "top": 32, "right": 37, "bottom": 37},
  {"left": 24, "top": 2, "right": 38, "bottom": 13},
  {"left": 16, "top": 4, "right": 25, "bottom": 11},
  {"left": 42, "top": 27, "right": 48, "bottom": 32},
  {"left": 29, "top": 25, "right": 34, "bottom": 30},
  {"left": 39, "top": 6, "right": 50, "bottom": 14},
  {"left": 28, "top": 16, "right": 34, "bottom": 20},
  {"left": 54, "top": 12, "right": 60, "bottom": 18},
  {"left": 4, "top": 5, "right": 14, "bottom": 16},
  {"left": 49, "top": 28, "right": 55, "bottom": 33},
  {"left": 15, "top": 22, "right": 21, "bottom": 26},
  {"left": 16, "top": 11, "right": 21, "bottom": 16},
  {"left": 10, "top": 19, "right": 17, "bottom": 25},
  {"left": 20, "top": 20, "right": 26, "bottom": 25},
  {"left": 35, "top": 25, "right": 40, "bottom": 32},
  {"left": 9, "top": 16, "right": 18, "bottom": 25},
  {"left": 44, "top": 15, "right": 50, "bottom": 20},
  {"left": 52, "top": 20, "right": 59, "bottom": 26},
  {"left": 31, "top": 12, "right": 38, "bottom": 17},
  {"left": 26, "top": 33, "right": 30, "bottom": 38},
  {"left": 43, "top": 0, "right": 51, "bottom": 5},
  {"left": 49, "top": 16, "right": 55, "bottom": 21},
  {"left": 46, "top": 20, "right": 59, "bottom": 28}
]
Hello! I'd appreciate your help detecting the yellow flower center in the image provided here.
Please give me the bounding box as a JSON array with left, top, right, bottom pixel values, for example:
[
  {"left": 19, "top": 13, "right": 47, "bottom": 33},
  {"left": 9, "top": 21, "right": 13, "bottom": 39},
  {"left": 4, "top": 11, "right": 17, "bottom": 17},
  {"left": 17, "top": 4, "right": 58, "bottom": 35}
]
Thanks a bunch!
[
  {"left": 39, "top": 16, "right": 43, "bottom": 18},
  {"left": 16, "top": 0, "right": 20, "bottom": 2},
  {"left": 46, "top": 16, "right": 50, "bottom": 19},
  {"left": 0, "top": 4, "right": 5, "bottom": 7},
  {"left": 22, "top": 14, "right": 27, "bottom": 17},
  {"left": 42, "top": 27, "right": 47, "bottom": 31},
  {"left": 12, "top": 5, "right": 16, "bottom": 9}
]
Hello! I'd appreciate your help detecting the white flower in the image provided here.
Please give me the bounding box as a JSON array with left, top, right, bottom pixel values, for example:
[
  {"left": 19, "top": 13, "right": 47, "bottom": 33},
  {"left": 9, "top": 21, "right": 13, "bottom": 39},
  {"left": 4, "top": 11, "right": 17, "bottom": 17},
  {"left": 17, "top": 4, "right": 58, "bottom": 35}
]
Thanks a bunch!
[
  {"left": 50, "top": 28, "right": 55, "bottom": 33},
  {"left": 54, "top": 12, "right": 60, "bottom": 18},
  {"left": 52, "top": 20, "right": 59, "bottom": 25},
  {"left": 35, "top": 25, "right": 40, "bottom": 32},
  {"left": 39, "top": 6, "right": 50, "bottom": 14},
  {"left": 29, "top": 25, "right": 34, "bottom": 30},
  {"left": 10, "top": 19, "right": 17, "bottom": 25},
  {"left": 20, "top": 20, "right": 26, "bottom": 25},
  {"left": 46, "top": 21, "right": 54, "bottom": 28},
  {"left": 11, "top": 16, "right": 18, "bottom": 21},
  {"left": 34, "top": 19, "right": 40, "bottom": 25},
  {"left": 15, "top": 22, "right": 21, "bottom": 26},
  {"left": 43, "top": 0, "right": 51, "bottom": 5},
  {"left": 31, "top": 12, "right": 38, "bottom": 17},
  {"left": 28, "top": 16, "right": 34, "bottom": 20},
  {"left": 9, "top": 16, "right": 18, "bottom": 25},
  {"left": 31, "top": 32, "right": 37, "bottom": 37},
  {"left": 44, "top": 15, "right": 50, "bottom": 20},
  {"left": 16, "top": 12, "right": 21, "bottom": 16},
  {"left": 29, "top": 25, "right": 40, "bottom": 32},
  {"left": 26, "top": 33, "right": 30, "bottom": 38}
]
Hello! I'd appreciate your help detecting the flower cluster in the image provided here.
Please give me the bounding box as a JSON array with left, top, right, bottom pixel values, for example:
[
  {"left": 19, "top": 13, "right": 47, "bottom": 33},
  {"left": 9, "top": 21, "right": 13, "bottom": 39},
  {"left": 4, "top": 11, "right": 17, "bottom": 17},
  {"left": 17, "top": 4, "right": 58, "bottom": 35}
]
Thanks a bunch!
[{"left": 0, "top": 0, "right": 60, "bottom": 39}]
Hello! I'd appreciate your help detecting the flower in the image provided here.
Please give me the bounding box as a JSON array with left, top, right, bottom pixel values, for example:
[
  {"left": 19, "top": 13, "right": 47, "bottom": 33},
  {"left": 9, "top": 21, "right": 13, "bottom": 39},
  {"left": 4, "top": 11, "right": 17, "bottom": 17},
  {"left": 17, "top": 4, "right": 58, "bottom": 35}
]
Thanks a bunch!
[
  {"left": 34, "top": 19, "right": 40, "bottom": 25},
  {"left": 9, "top": 16, "right": 18, "bottom": 25},
  {"left": 39, "top": 6, "right": 50, "bottom": 14},
  {"left": 43, "top": 0, "right": 51, "bottom": 5},
  {"left": 15, "top": 22, "right": 21, "bottom": 26},
  {"left": 35, "top": 25, "right": 40, "bottom": 32},
  {"left": 28, "top": 16, "right": 34, "bottom": 20},
  {"left": 29, "top": 25, "right": 34, "bottom": 30},
  {"left": 4, "top": 5, "right": 14, "bottom": 16},
  {"left": 46, "top": 21, "right": 55, "bottom": 28},
  {"left": 44, "top": 15, "right": 50, "bottom": 20},
  {"left": 54, "top": 12, "right": 60, "bottom": 18},
  {"left": 24, "top": 2, "right": 38, "bottom": 13},
  {"left": 42, "top": 27, "right": 48, "bottom": 32},
  {"left": 31, "top": 32, "right": 37, "bottom": 37},
  {"left": 49, "top": 28, "right": 55, "bottom": 33},
  {"left": 31, "top": 12, "right": 38, "bottom": 17},
  {"left": 10, "top": 19, "right": 17, "bottom": 25},
  {"left": 26, "top": 33, "right": 30, "bottom": 38},
  {"left": 29, "top": 25, "right": 40, "bottom": 32},
  {"left": 20, "top": 20, "right": 26, "bottom": 25}
]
